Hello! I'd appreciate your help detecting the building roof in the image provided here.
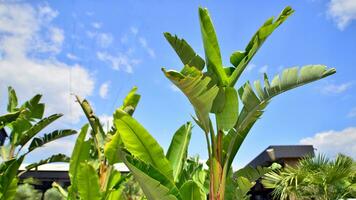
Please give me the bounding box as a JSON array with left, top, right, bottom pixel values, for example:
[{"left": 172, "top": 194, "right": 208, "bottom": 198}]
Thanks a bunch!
[
  {"left": 247, "top": 145, "right": 315, "bottom": 168},
  {"left": 19, "top": 163, "right": 129, "bottom": 172}
]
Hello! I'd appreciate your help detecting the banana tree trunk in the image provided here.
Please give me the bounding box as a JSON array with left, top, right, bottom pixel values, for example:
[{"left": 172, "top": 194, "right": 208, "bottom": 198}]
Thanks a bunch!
[{"left": 209, "top": 156, "right": 226, "bottom": 200}]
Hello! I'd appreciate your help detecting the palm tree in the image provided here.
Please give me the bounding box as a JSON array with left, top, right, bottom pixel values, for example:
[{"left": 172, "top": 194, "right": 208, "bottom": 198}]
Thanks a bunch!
[{"left": 262, "top": 154, "right": 356, "bottom": 200}]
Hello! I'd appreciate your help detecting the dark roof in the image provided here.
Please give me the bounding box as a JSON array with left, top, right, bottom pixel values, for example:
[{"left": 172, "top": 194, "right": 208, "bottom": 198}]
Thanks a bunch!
[{"left": 247, "top": 145, "right": 314, "bottom": 168}]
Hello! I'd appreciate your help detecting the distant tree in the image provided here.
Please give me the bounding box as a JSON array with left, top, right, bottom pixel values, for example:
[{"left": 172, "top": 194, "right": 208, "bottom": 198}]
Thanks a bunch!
[
  {"left": 262, "top": 154, "right": 356, "bottom": 200},
  {"left": 44, "top": 188, "right": 65, "bottom": 200},
  {"left": 14, "top": 183, "right": 42, "bottom": 200}
]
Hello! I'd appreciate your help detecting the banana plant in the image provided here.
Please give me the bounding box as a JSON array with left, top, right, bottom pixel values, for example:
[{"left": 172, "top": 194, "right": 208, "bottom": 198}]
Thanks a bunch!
[
  {"left": 65, "top": 87, "right": 141, "bottom": 200},
  {"left": 162, "top": 6, "right": 336, "bottom": 199},
  {"left": 109, "top": 108, "right": 204, "bottom": 200},
  {"left": 0, "top": 87, "right": 77, "bottom": 200}
]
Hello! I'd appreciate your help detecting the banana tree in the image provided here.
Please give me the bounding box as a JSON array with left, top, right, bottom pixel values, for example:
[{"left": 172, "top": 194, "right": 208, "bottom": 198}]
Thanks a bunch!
[
  {"left": 162, "top": 6, "right": 336, "bottom": 199},
  {"left": 65, "top": 87, "right": 141, "bottom": 200},
  {"left": 109, "top": 109, "right": 204, "bottom": 200},
  {"left": 0, "top": 87, "right": 77, "bottom": 200}
]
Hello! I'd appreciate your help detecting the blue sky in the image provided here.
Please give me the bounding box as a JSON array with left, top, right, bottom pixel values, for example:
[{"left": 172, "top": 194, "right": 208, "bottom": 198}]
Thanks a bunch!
[{"left": 0, "top": 0, "right": 355, "bottom": 168}]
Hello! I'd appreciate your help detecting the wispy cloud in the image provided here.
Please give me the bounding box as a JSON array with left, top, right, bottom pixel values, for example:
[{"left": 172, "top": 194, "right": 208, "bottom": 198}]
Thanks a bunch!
[
  {"left": 0, "top": 2, "right": 94, "bottom": 123},
  {"left": 92, "top": 22, "right": 102, "bottom": 29},
  {"left": 320, "top": 82, "right": 352, "bottom": 94},
  {"left": 327, "top": 0, "right": 356, "bottom": 30},
  {"left": 96, "top": 51, "right": 140, "bottom": 73},
  {"left": 348, "top": 107, "right": 356, "bottom": 118},
  {"left": 66, "top": 53, "right": 79, "bottom": 60},
  {"left": 99, "top": 81, "right": 110, "bottom": 99},
  {"left": 87, "top": 31, "right": 113, "bottom": 48},
  {"left": 300, "top": 127, "right": 356, "bottom": 159},
  {"left": 246, "top": 63, "right": 256, "bottom": 72},
  {"left": 258, "top": 65, "right": 268, "bottom": 74},
  {"left": 139, "top": 37, "right": 156, "bottom": 58}
]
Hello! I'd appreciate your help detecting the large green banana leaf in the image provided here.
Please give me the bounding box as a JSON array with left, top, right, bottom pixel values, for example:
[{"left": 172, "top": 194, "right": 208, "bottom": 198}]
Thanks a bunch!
[
  {"left": 166, "top": 122, "right": 193, "bottom": 182},
  {"left": 114, "top": 110, "right": 173, "bottom": 180},
  {"left": 164, "top": 32, "right": 205, "bottom": 71},
  {"left": 199, "top": 7, "right": 227, "bottom": 85},
  {"left": 105, "top": 87, "right": 141, "bottom": 164},
  {"left": 122, "top": 152, "right": 181, "bottom": 200},
  {"left": 77, "top": 162, "right": 102, "bottom": 200},
  {"left": 15, "top": 113, "right": 63, "bottom": 146},
  {"left": 162, "top": 66, "right": 219, "bottom": 133},
  {"left": 68, "top": 124, "right": 91, "bottom": 199},
  {"left": 179, "top": 180, "right": 206, "bottom": 200},
  {"left": 0, "top": 156, "right": 24, "bottom": 200},
  {"left": 27, "top": 129, "right": 77, "bottom": 152},
  {"left": 0, "top": 111, "right": 22, "bottom": 129},
  {"left": 20, "top": 94, "right": 45, "bottom": 120},
  {"left": 216, "top": 87, "right": 238, "bottom": 131},
  {"left": 228, "top": 6, "right": 294, "bottom": 86},
  {"left": 226, "top": 65, "right": 336, "bottom": 169}
]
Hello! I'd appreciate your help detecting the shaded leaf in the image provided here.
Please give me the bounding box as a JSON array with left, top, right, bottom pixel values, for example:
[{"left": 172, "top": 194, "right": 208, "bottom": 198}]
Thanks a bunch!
[{"left": 25, "top": 154, "right": 70, "bottom": 171}]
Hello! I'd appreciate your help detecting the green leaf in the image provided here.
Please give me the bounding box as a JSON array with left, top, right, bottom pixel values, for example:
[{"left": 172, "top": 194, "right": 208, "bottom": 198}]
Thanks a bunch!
[
  {"left": 21, "top": 94, "right": 45, "bottom": 120},
  {"left": 164, "top": 32, "right": 205, "bottom": 71},
  {"left": 216, "top": 87, "right": 238, "bottom": 131},
  {"left": 199, "top": 7, "right": 227, "bottom": 85},
  {"left": 28, "top": 129, "right": 77, "bottom": 152},
  {"left": 120, "top": 86, "right": 141, "bottom": 116},
  {"left": 0, "top": 156, "right": 24, "bottom": 200},
  {"left": 166, "top": 122, "right": 193, "bottom": 182},
  {"left": 16, "top": 114, "right": 62, "bottom": 146},
  {"left": 179, "top": 180, "right": 206, "bottom": 200},
  {"left": 229, "top": 6, "right": 295, "bottom": 86},
  {"left": 68, "top": 124, "right": 91, "bottom": 198},
  {"left": 235, "top": 176, "right": 254, "bottom": 197},
  {"left": 226, "top": 65, "right": 335, "bottom": 169},
  {"left": 77, "top": 163, "right": 101, "bottom": 200},
  {"left": 162, "top": 66, "right": 219, "bottom": 133},
  {"left": 25, "top": 154, "right": 70, "bottom": 171},
  {"left": 0, "top": 111, "right": 22, "bottom": 129},
  {"left": 122, "top": 152, "right": 180, "bottom": 200},
  {"left": 7, "top": 87, "right": 18, "bottom": 113},
  {"left": 104, "top": 128, "right": 123, "bottom": 165},
  {"left": 114, "top": 110, "right": 174, "bottom": 180}
]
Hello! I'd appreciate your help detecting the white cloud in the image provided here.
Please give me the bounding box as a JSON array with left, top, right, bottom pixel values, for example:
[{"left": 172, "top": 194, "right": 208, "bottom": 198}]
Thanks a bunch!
[
  {"left": 300, "top": 127, "right": 356, "bottom": 159},
  {"left": 99, "top": 82, "right": 110, "bottom": 99},
  {"left": 92, "top": 22, "right": 102, "bottom": 29},
  {"left": 348, "top": 107, "right": 356, "bottom": 118},
  {"left": 0, "top": 2, "right": 94, "bottom": 123},
  {"left": 97, "top": 51, "right": 140, "bottom": 73},
  {"left": 246, "top": 63, "right": 256, "bottom": 72},
  {"left": 66, "top": 53, "right": 78, "bottom": 60},
  {"left": 328, "top": 0, "right": 356, "bottom": 30},
  {"left": 320, "top": 82, "right": 352, "bottom": 94},
  {"left": 139, "top": 37, "right": 156, "bottom": 58},
  {"left": 130, "top": 26, "right": 138, "bottom": 35},
  {"left": 86, "top": 31, "right": 113, "bottom": 48},
  {"left": 258, "top": 65, "right": 268, "bottom": 73}
]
